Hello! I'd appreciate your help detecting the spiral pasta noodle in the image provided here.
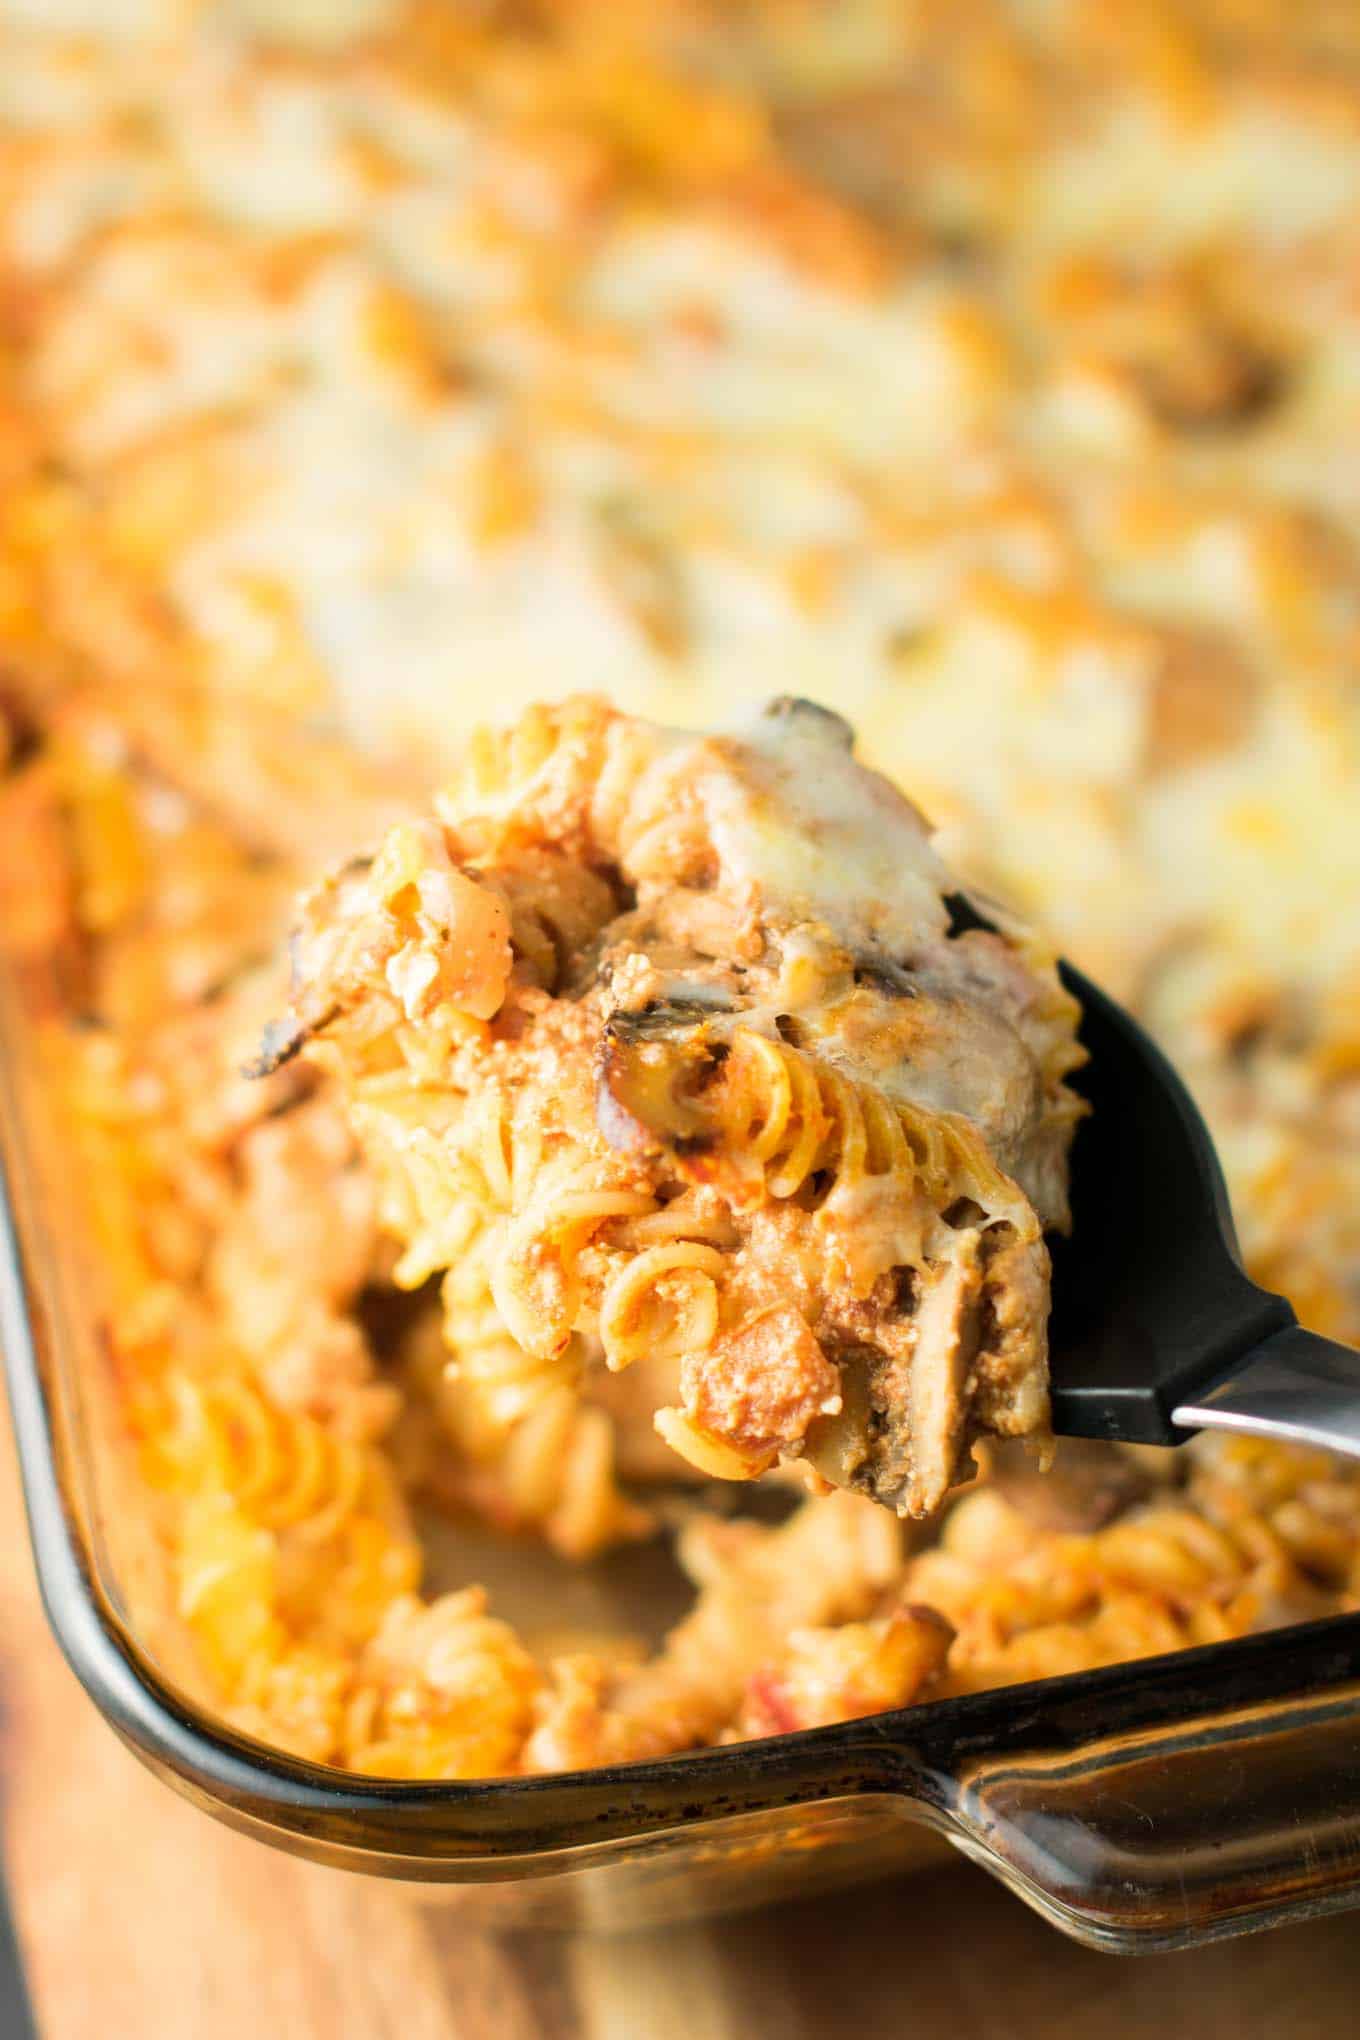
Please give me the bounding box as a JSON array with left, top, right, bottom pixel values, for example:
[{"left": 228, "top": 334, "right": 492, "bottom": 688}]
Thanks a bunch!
[
  {"left": 343, "top": 1590, "right": 542, "bottom": 1780},
  {"left": 167, "top": 1375, "right": 370, "bottom": 1545},
  {"left": 395, "top": 1286, "right": 653, "bottom": 1558},
  {"left": 711, "top": 1029, "right": 1038, "bottom": 1242},
  {"left": 905, "top": 1482, "right": 1324, "bottom": 1694},
  {"left": 598, "top": 1242, "right": 728, "bottom": 1368}
]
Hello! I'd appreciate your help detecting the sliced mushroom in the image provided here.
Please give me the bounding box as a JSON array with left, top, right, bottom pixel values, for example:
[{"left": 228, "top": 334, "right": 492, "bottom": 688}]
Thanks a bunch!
[
  {"left": 898, "top": 1236, "right": 985, "bottom": 1516},
  {"left": 802, "top": 1241, "right": 986, "bottom": 1518},
  {"left": 802, "top": 1351, "right": 875, "bottom": 1491},
  {"left": 594, "top": 1003, "right": 726, "bottom": 1156}
]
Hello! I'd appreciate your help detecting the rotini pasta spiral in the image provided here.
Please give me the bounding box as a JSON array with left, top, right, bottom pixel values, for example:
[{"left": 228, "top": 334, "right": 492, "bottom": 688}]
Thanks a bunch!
[
  {"left": 447, "top": 701, "right": 593, "bottom": 836},
  {"left": 162, "top": 1367, "right": 422, "bottom": 1693},
  {"left": 908, "top": 1480, "right": 1327, "bottom": 1693},
  {"left": 451, "top": 1235, "right": 587, "bottom": 1418},
  {"left": 167, "top": 1374, "right": 369, "bottom": 1544},
  {"left": 492, "top": 852, "right": 621, "bottom": 994},
  {"left": 598, "top": 1243, "right": 728, "bottom": 1367},
  {"left": 1184, "top": 1432, "right": 1360, "bottom": 1592},
  {"left": 343, "top": 1589, "right": 542, "bottom": 1779},
  {"left": 395, "top": 1290, "right": 654, "bottom": 1557},
  {"left": 708, "top": 1028, "right": 1038, "bottom": 1242}
]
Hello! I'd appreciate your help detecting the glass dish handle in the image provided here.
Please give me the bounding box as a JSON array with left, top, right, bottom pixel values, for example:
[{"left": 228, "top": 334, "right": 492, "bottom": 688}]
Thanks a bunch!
[{"left": 879, "top": 1632, "right": 1360, "bottom": 1951}]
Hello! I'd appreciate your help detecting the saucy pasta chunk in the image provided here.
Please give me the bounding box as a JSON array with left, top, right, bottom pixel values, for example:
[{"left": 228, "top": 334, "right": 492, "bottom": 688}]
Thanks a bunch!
[{"left": 259, "top": 696, "right": 1086, "bottom": 1517}]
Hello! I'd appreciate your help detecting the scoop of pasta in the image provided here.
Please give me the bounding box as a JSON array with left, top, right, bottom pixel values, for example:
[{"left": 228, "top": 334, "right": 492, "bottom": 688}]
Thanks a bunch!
[{"left": 253, "top": 697, "right": 1086, "bottom": 1517}]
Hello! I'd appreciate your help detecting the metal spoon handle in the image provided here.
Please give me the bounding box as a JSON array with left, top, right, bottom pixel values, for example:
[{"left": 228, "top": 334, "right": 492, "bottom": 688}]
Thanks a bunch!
[{"left": 1173, "top": 1324, "right": 1360, "bottom": 1458}]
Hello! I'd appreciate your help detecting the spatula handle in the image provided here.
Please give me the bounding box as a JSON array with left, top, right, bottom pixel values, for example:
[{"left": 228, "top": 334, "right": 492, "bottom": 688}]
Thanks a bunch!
[{"left": 1173, "top": 1324, "right": 1360, "bottom": 1458}]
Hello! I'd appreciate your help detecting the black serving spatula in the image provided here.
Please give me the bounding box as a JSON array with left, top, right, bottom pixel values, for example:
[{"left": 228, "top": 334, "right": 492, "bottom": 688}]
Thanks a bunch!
[{"left": 1048, "top": 961, "right": 1360, "bottom": 1456}]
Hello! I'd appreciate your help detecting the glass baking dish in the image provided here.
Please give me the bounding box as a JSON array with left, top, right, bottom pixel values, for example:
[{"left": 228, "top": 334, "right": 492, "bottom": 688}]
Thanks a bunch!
[{"left": 6, "top": 951, "right": 1360, "bottom": 1951}]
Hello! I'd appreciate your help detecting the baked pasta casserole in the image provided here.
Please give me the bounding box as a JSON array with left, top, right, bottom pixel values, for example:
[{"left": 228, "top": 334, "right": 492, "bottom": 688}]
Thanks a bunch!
[{"left": 0, "top": 0, "right": 1357, "bottom": 1777}]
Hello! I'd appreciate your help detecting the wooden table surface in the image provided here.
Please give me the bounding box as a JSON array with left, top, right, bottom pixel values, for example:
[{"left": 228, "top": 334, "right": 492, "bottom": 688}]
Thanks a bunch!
[{"left": 4, "top": 1402, "right": 1360, "bottom": 2040}]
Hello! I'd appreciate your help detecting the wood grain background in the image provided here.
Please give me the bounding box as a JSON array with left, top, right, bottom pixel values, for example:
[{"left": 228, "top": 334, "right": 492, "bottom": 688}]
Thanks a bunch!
[{"left": 4, "top": 1397, "right": 1360, "bottom": 2040}]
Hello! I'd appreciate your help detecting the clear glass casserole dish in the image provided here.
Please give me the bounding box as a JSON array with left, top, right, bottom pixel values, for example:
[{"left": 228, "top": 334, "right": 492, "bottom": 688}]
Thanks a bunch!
[{"left": 6, "top": 950, "right": 1360, "bottom": 1950}]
